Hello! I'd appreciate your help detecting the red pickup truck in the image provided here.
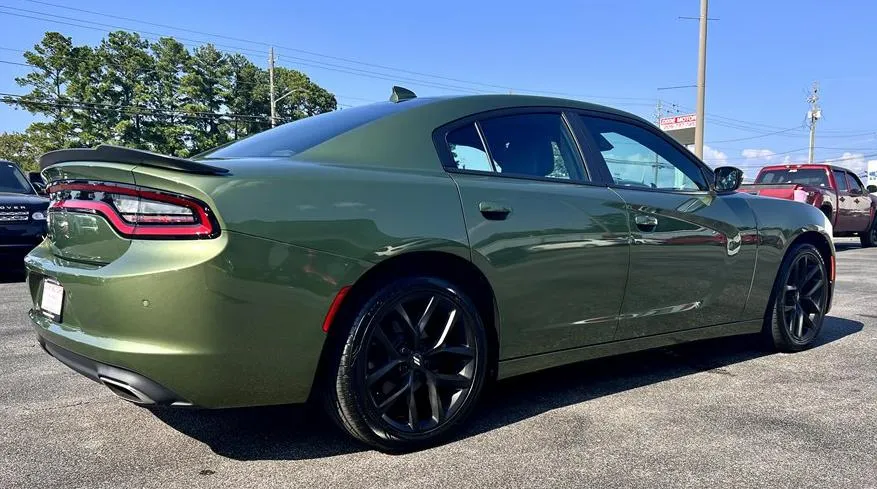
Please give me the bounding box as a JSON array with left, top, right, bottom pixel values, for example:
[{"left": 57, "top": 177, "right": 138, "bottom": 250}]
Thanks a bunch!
[{"left": 741, "top": 164, "right": 877, "bottom": 247}]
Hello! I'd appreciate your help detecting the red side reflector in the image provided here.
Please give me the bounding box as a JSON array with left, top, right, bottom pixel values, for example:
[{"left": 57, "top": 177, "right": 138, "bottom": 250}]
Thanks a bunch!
[
  {"left": 322, "top": 286, "right": 351, "bottom": 333},
  {"left": 830, "top": 255, "right": 836, "bottom": 282}
]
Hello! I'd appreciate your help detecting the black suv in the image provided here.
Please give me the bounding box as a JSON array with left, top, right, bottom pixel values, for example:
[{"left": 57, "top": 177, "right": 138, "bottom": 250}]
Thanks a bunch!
[{"left": 1, "top": 161, "right": 49, "bottom": 269}]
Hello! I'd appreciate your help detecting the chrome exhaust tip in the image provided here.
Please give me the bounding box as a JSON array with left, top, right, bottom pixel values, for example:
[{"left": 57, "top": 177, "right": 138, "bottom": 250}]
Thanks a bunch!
[{"left": 99, "top": 376, "right": 156, "bottom": 405}]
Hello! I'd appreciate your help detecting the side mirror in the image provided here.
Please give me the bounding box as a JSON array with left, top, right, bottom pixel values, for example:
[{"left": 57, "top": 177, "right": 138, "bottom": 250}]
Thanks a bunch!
[
  {"left": 32, "top": 181, "right": 47, "bottom": 196},
  {"left": 714, "top": 166, "right": 744, "bottom": 192},
  {"left": 868, "top": 185, "right": 877, "bottom": 194}
]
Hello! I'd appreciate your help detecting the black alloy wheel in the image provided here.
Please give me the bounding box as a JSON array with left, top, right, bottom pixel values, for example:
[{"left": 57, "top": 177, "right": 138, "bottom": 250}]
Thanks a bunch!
[
  {"left": 326, "top": 276, "right": 488, "bottom": 451},
  {"left": 362, "top": 291, "right": 478, "bottom": 432},
  {"left": 768, "top": 243, "right": 829, "bottom": 351}
]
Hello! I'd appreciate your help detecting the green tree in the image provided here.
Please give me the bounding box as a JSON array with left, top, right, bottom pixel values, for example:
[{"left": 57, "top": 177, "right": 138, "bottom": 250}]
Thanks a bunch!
[
  {"left": 272, "top": 67, "right": 337, "bottom": 122},
  {"left": 148, "top": 37, "right": 191, "bottom": 156},
  {"left": 0, "top": 132, "right": 44, "bottom": 171},
  {"left": 2, "top": 31, "right": 339, "bottom": 157},
  {"left": 180, "top": 44, "right": 230, "bottom": 153},
  {"left": 97, "top": 31, "right": 154, "bottom": 149},
  {"left": 225, "top": 54, "right": 269, "bottom": 139},
  {"left": 3, "top": 32, "right": 77, "bottom": 149},
  {"left": 65, "top": 45, "right": 109, "bottom": 147}
]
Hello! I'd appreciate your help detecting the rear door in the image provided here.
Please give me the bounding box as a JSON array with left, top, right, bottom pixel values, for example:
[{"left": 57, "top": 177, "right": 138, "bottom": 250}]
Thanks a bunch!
[
  {"left": 844, "top": 171, "right": 873, "bottom": 231},
  {"left": 572, "top": 112, "right": 758, "bottom": 340},
  {"left": 832, "top": 169, "right": 855, "bottom": 232},
  {"left": 435, "top": 109, "right": 630, "bottom": 359}
]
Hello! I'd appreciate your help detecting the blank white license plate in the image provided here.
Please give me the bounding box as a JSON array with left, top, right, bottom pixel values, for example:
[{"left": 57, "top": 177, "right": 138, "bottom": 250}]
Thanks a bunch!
[{"left": 40, "top": 280, "right": 64, "bottom": 320}]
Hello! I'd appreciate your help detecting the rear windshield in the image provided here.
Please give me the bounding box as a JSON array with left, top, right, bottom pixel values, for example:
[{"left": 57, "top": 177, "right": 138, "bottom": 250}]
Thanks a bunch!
[
  {"left": 755, "top": 168, "right": 830, "bottom": 187},
  {"left": 0, "top": 162, "right": 33, "bottom": 194},
  {"left": 197, "top": 100, "right": 425, "bottom": 160}
]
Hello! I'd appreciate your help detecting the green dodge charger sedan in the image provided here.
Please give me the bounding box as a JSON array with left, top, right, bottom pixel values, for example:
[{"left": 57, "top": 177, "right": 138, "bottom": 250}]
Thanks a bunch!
[{"left": 25, "top": 87, "right": 834, "bottom": 451}]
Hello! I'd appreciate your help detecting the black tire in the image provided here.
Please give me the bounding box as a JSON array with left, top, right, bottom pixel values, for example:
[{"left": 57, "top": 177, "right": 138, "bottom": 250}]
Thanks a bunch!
[
  {"left": 764, "top": 243, "right": 829, "bottom": 352},
  {"left": 860, "top": 217, "right": 877, "bottom": 248},
  {"left": 323, "top": 276, "right": 488, "bottom": 452}
]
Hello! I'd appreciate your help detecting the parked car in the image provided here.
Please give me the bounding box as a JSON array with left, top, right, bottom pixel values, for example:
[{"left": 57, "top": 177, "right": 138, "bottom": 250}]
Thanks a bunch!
[
  {"left": 0, "top": 161, "right": 49, "bottom": 269},
  {"left": 741, "top": 164, "right": 877, "bottom": 247},
  {"left": 25, "top": 89, "right": 835, "bottom": 451}
]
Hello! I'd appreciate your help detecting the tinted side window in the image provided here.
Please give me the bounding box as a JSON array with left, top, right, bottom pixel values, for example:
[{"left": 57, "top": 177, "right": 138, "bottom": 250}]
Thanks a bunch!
[
  {"left": 755, "top": 168, "right": 830, "bottom": 187},
  {"left": 0, "top": 162, "right": 33, "bottom": 194},
  {"left": 847, "top": 172, "right": 864, "bottom": 193},
  {"left": 478, "top": 113, "right": 585, "bottom": 181},
  {"left": 833, "top": 170, "right": 849, "bottom": 191},
  {"left": 578, "top": 115, "right": 707, "bottom": 191},
  {"left": 445, "top": 123, "right": 493, "bottom": 172}
]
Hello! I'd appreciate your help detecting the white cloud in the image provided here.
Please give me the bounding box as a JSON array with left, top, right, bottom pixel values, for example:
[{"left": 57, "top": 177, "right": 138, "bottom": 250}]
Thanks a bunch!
[
  {"left": 701, "top": 144, "right": 728, "bottom": 168},
  {"left": 827, "top": 152, "right": 867, "bottom": 175},
  {"left": 735, "top": 147, "right": 787, "bottom": 179},
  {"left": 741, "top": 148, "right": 775, "bottom": 160}
]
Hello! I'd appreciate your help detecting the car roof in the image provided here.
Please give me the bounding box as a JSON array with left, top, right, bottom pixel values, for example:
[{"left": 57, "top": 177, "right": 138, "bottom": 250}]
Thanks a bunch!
[
  {"left": 389, "top": 93, "right": 650, "bottom": 123},
  {"left": 293, "top": 94, "right": 655, "bottom": 170},
  {"left": 759, "top": 163, "right": 857, "bottom": 174}
]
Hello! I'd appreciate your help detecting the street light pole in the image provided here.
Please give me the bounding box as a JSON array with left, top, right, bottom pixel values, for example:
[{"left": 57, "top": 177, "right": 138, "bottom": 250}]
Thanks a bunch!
[
  {"left": 693, "top": 0, "right": 708, "bottom": 159},
  {"left": 269, "top": 47, "right": 276, "bottom": 127}
]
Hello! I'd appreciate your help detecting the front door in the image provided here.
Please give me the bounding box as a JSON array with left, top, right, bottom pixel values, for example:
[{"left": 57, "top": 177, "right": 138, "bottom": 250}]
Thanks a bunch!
[
  {"left": 436, "top": 110, "right": 630, "bottom": 359},
  {"left": 832, "top": 169, "right": 856, "bottom": 232},
  {"left": 844, "top": 172, "right": 873, "bottom": 231},
  {"left": 574, "top": 113, "right": 758, "bottom": 340}
]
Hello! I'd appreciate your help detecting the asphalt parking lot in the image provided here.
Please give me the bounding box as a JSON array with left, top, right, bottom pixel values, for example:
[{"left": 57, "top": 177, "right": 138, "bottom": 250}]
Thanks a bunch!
[{"left": 1, "top": 238, "right": 875, "bottom": 489}]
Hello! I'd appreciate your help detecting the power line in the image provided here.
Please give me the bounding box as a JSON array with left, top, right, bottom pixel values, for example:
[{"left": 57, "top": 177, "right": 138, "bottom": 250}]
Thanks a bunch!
[
  {"left": 666, "top": 99, "right": 874, "bottom": 137},
  {"left": 0, "top": 45, "right": 372, "bottom": 106},
  {"left": 1, "top": 92, "right": 276, "bottom": 121},
  {"left": 722, "top": 147, "right": 877, "bottom": 163},
  {"left": 0, "top": 59, "right": 31, "bottom": 67},
  {"left": 7, "top": 1, "right": 658, "bottom": 104},
  {"left": 18, "top": 0, "right": 514, "bottom": 93},
  {"left": 707, "top": 126, "right": 805, "bottom": 144},
  {"left": 0, "top": 7, "right": 497, "bottom": 95}
]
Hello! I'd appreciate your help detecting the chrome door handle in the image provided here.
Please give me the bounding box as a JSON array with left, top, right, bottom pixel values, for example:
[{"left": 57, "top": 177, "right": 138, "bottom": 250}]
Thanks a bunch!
[{"left": 634, "top": 214, "right": 658, "bottom": 231}]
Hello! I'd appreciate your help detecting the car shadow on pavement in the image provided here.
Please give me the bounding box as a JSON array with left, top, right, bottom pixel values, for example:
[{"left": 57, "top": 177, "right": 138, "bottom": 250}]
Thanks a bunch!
[
  {"left": 150, "top": 315, "right": 863, "bottom": 460},
  {"left": 835, "top": 242, "right": 864, "bottom": 253}
]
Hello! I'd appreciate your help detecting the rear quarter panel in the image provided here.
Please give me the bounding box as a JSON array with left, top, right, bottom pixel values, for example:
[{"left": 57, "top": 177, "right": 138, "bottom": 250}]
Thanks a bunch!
[
  {"left": 740, "top": 193, "right": 834, "bottom": 319},
  {"left": 135, "top": 160, "right": 471, "bottom": 265}
]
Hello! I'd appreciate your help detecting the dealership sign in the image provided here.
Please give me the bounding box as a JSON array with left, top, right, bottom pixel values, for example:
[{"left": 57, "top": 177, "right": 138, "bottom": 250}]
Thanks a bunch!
[
  {"left": 659, "top": 114, "right": 697, "bottom": 131},
  {"left": 659, "top": 114, "right": 696, "bottom": 146}
]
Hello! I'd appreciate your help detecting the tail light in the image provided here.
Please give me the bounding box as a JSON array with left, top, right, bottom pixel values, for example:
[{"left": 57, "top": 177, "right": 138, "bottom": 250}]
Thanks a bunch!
[{"left": 46, "top": 181, "right": 219, "bottom": 239}]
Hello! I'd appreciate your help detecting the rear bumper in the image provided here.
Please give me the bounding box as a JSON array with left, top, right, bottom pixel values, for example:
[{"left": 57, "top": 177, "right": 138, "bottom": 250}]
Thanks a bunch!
[
  {"left": 24, "top": 231, "right": 369, "bottom": 408},
  {"left": 37, "top": 333, "right": 189, "bottom": 406}
]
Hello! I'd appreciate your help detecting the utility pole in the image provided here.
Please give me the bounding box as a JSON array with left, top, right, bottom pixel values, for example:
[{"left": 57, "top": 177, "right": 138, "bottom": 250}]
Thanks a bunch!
[
  {"left": 693, "top": 0, "right": 708, "bottom": 159},
  {"left": 654, "top": 99, "right": 663, "bottom": 184},
  {"left": 807, "top": 81, "right": 821, "bottom": 163},
  {"left": 269, "top": 47, "right": 276, "bottom": 127}
]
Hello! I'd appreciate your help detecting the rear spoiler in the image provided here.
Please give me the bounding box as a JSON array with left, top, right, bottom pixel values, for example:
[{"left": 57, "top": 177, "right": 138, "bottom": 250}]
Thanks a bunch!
[{"left": 39, "top": 145, "right": 229, "bottom": 175}]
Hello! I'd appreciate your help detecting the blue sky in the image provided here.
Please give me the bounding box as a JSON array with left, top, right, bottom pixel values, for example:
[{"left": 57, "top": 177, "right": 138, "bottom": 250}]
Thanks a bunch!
[{"left": 1, "top": 0, "right": 875, "bottom": 177}]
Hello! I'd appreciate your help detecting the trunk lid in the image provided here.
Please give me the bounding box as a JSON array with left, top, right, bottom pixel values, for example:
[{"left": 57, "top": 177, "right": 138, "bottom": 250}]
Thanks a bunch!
[
  {"left": 39, "top": 146, "right": 226, "bottom": 266},
  {"left": 42, "top": 162, "right": 139, "bottom": 265}
]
